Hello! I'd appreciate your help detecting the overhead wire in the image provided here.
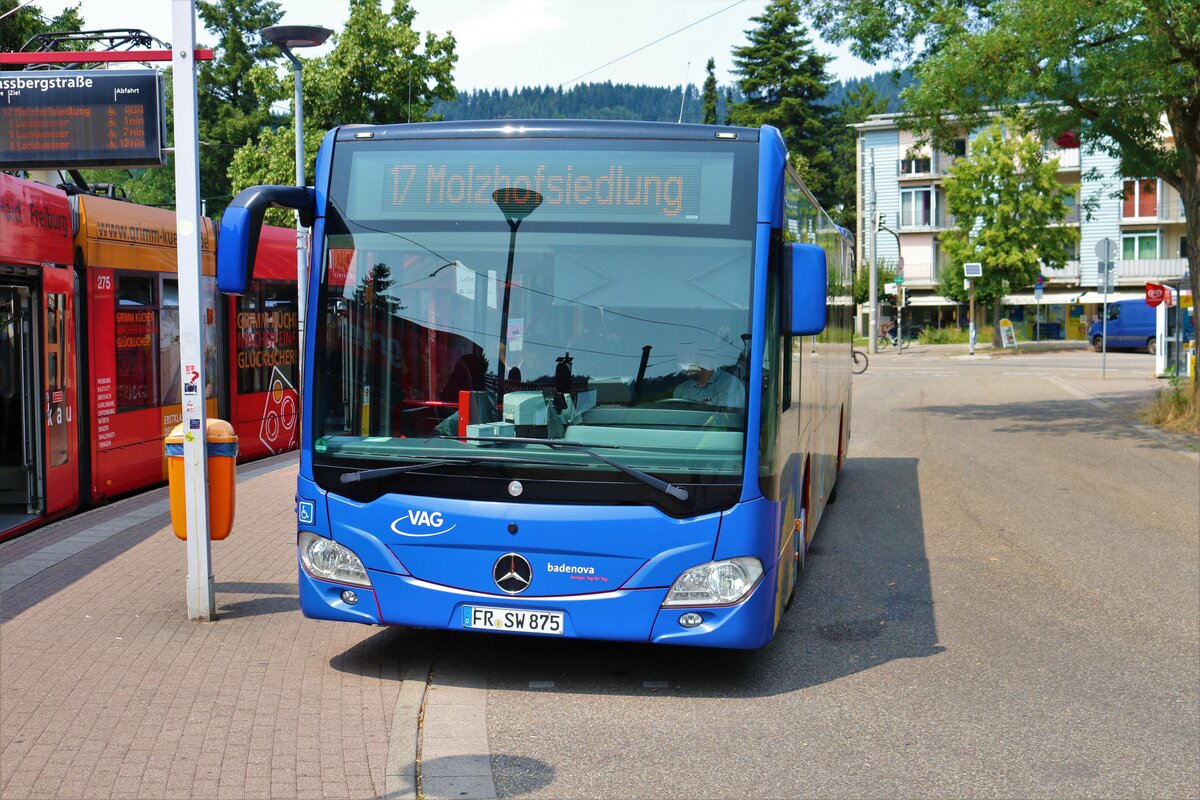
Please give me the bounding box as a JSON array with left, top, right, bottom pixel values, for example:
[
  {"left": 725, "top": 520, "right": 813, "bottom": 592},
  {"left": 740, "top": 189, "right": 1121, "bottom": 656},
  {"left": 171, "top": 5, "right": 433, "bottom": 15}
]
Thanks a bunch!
[{"left": 560, "top": 0, "right": 749, "bottom": 87}]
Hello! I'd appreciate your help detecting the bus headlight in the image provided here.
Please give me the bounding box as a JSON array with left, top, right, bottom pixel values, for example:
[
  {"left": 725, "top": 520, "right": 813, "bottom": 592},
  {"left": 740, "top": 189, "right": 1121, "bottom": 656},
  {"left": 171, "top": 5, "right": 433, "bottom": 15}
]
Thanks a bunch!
[
  {"left": 662, "top": 557, "right": 763, "bottom": 606},
  {"left": 299, "top": 530, "right": 372, "bottom": 587}
]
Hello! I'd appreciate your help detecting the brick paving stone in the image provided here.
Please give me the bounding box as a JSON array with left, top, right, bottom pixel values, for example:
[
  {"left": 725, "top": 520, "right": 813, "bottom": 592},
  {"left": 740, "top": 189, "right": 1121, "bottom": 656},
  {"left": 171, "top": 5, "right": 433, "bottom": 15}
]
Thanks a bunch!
[{"left": 0, "top": 456, "right": 412, "bottom": 799}]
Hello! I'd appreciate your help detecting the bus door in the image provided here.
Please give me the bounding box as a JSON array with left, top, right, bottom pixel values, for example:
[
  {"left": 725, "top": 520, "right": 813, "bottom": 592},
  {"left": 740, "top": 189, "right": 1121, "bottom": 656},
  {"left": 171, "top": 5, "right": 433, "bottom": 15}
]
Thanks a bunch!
[{"left": 0, "top": 277, "right": 43, "bottom": 518}]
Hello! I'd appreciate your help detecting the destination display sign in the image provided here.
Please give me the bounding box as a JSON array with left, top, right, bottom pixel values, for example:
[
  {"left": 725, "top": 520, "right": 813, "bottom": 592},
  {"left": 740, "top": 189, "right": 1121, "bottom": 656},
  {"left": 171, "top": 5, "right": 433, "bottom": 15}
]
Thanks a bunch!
[
  {"left": 345, "top": 148, "right": 736, "bottom": 226},
  {"left": 0, "top": 70, "right": 166, "bottom": 169}
]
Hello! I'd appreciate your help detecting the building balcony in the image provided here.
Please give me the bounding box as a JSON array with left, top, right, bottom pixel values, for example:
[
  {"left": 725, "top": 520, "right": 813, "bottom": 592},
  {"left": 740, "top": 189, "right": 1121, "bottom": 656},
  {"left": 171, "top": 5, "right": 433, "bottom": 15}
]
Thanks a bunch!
[
  {"left": 1045, "top": 148, "right": 1081, "bottom": 171},
  {"left": 896, "top": 152, "right": 962, "bottom": 181},
  {"left": 1042, "top": 260, "right": 1081, "bottom": 282},
  {"left": 1115, "top": 258, "right": 1188, "bottom": 281},
  {"left": 1051, "top": 206, "right": 1081, "bottom": 225},
  {"left": 1157, "top": 195, "right": 1188, "bottom": 223}
]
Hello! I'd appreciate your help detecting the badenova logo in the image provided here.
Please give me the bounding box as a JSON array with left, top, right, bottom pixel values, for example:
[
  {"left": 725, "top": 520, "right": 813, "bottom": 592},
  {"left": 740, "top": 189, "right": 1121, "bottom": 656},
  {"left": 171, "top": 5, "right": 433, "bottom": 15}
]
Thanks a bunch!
[
  {"left": 546, "top": 562, "right": 595, "bottom": 575},
  {"left": 389, "top": 510, "right": 456, "bottom": 537}
]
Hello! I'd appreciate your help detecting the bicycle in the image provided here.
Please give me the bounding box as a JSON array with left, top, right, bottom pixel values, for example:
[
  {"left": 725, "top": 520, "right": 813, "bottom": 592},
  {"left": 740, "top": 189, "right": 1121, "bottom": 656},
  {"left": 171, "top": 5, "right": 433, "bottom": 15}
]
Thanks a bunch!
[
  {"left": 851, "top": 349, "right": 869, "bottom": 374},
  {"left": 877, "top": 326, "right": 911, "bottom": 350}
]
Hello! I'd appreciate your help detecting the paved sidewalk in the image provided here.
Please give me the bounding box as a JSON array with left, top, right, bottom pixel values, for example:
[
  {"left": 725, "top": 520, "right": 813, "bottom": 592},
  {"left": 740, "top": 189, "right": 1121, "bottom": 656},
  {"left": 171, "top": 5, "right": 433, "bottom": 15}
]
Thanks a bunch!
[{"left": 0, "top": 455, "right": 415, "bottom": 800}]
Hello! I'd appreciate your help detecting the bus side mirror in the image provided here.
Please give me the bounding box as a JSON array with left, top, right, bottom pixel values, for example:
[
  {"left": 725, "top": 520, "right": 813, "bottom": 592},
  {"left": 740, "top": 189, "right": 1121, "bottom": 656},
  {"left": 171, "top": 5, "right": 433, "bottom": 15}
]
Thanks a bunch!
[
  {"left": 217, "top": 185, "right": 315, "bottom": 295},
  {"left": 788, "top": 242, "right": 828, "bottom": 336}
]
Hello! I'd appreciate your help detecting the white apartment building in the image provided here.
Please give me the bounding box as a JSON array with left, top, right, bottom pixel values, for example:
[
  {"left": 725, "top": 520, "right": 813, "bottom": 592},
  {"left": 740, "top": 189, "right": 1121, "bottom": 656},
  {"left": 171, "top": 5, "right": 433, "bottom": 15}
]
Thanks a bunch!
[{"left": 854, "top": 113, "right": 1189, "bottom": 341}]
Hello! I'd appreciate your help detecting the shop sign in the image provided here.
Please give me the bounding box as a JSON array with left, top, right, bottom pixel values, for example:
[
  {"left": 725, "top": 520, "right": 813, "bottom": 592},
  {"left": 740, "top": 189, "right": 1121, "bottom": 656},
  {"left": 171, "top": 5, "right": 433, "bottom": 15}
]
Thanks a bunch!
[
  {"left": 999, "top": 318, "right": 1017, "bottom": 349},
  {"left": 1145, "top": 283, "right": 1166, "bottom": 307}
]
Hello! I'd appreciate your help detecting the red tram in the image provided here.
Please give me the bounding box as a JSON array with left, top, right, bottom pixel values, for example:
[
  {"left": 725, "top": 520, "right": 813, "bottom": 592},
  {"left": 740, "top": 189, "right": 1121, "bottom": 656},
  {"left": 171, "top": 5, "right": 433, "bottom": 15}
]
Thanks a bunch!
[{"left": 0, "top": 172, "right": 299, "bottom": 541}]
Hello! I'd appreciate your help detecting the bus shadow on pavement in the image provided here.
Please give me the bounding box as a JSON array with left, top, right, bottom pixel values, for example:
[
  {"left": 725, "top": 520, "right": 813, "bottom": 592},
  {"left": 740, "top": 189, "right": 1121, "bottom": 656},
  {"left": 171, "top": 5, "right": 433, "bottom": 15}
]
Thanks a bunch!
[{"left": 329, "top": 457, "right": 941, "bottom": 698}]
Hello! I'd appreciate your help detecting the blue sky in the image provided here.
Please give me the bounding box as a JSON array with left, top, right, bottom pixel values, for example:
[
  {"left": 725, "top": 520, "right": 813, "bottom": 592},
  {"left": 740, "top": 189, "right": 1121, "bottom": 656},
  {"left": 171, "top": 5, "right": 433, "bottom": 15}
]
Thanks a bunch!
[{"left": 39, "top": 0, "right": 886, "bottom": 90}]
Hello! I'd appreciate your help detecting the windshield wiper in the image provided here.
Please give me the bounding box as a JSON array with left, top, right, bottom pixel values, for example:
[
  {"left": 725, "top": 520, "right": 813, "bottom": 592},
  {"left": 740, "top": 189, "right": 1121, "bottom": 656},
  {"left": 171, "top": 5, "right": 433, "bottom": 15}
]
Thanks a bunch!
[
  {"left": 338, "top": 452, "right": 590, "bottom": 484},
  {"left": 340, "top": 459, "right": 472, "bottom": 484},
  {"left": 438, "top": 435, "right": 689, "bottom": 502}
]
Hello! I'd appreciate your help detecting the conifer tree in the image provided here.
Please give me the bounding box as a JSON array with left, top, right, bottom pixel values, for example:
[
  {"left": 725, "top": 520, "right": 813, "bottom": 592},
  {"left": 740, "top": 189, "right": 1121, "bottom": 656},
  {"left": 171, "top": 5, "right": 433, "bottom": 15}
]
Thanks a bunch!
[
  {"left": 701, "top": 58, "right": 718, "bottom": 125},
  {"left": 726, "top": 0, "right": 835, "bottom": 204}
]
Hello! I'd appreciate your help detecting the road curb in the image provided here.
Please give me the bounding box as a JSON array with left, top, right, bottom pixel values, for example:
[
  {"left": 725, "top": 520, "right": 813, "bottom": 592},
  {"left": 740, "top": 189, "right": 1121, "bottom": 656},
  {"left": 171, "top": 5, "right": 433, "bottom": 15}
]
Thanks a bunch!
[{"left": 384, "top": 652, "right": 434, "bottom": 800}]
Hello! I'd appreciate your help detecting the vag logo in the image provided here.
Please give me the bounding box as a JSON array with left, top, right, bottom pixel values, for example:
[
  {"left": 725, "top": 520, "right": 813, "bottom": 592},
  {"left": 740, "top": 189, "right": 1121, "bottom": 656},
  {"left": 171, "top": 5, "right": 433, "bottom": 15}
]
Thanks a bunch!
[{"left": 390, "top": 509, "right": 456, "bottom": 537}]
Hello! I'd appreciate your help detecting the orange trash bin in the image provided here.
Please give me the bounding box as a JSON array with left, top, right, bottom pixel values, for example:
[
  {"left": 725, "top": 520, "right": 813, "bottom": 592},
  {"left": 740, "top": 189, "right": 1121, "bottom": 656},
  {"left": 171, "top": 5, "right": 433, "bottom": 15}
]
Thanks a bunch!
[{"left": 165, "top": 419, "right": 238, "bottom": 541}]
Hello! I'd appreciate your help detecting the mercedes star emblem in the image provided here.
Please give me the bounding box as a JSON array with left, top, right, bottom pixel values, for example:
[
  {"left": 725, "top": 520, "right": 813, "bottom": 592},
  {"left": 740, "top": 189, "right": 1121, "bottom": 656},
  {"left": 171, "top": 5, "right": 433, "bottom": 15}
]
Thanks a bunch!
[
  {"left": 493, "top": 553, "right": 532, "bottom": 594},
  {"left": 508, "top": 480, "right": 523, "bottom": 497}
]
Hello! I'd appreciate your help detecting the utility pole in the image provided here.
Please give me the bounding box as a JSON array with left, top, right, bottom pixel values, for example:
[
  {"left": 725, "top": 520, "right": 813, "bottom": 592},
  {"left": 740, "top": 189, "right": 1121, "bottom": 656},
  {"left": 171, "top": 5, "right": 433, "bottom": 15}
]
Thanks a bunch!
[
  {"left": 868, "top": 149, "right": 879, "bottom": 355},
  {"left": 964, "top": 262, "right": 982, "bottom": 356},
  {"left": 172, "top": 0, "right": 213, "bottom": 620}
]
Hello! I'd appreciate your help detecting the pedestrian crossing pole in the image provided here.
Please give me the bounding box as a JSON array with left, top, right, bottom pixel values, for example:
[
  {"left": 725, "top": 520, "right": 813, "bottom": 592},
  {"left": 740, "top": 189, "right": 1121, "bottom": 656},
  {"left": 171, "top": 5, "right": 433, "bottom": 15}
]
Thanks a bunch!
[{"left": 172, "top": 0, "right": 214, "bottom": 621}]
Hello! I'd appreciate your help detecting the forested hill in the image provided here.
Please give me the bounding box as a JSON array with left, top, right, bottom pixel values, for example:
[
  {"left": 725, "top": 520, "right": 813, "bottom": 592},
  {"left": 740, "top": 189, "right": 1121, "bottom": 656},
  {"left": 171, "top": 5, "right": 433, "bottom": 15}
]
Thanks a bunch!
[
  {"left": 822, "top": 69, "right": 912, "bottom": 111},
  {"left": 432, "top": 70, "right": 909, "bottom": 122},
  {"left": 432, "top": 83, "right": 744, "bottom": 123}
]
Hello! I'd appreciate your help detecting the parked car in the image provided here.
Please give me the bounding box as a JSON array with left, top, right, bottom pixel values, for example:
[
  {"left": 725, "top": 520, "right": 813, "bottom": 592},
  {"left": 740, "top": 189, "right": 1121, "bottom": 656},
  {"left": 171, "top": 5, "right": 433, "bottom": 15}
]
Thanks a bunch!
[{"left": 1087, "top": 299, "right": 1193, "bottom": 354}]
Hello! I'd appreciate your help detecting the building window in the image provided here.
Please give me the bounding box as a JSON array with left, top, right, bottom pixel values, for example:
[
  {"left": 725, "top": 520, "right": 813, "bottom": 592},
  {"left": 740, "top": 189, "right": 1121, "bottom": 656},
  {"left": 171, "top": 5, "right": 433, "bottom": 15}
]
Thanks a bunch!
[
  {"left": 1122, "top": 231, "right": 1159, "bottom": 261},
  {"left": 900, "top": 187, "right": 934, "bottom": 228},
  {"left": 1122, "top": 179, "right": 1158, "bottom": 218},
  {"left": 900, "top": 156, "right": 932, "bottom": 175},
  {"left": 1181, "top": 236, "right": 1189, "bottom": 259}
]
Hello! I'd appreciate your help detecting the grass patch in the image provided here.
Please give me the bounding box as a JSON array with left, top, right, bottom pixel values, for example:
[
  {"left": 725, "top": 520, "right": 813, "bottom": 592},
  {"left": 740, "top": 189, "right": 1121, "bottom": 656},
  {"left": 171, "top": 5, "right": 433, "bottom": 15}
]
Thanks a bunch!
[
  {"left": 918, "top": 326, "right": 972, "bottom": 345},
  {"left": 1140, "top": 378, "right": 1200, "bottom": 434}
]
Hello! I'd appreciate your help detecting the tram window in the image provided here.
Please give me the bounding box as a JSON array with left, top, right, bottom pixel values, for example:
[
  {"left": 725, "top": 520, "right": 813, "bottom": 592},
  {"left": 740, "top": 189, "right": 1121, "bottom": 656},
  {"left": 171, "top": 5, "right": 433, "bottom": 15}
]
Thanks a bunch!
[
  {"left": 115, "top": 275, "right": 158, "bottom": 411},
  {"left": 118, "top": 276, "right": 154, "bottom": 307},
  {"left": 47, "top": 294, "right": 58, "bottom": 344},
  {"left": 159, "top": 279, "right": 180, "bottom": 404},
  {"left": 236, "top": 282, "right": 298, "bottom": 394}
]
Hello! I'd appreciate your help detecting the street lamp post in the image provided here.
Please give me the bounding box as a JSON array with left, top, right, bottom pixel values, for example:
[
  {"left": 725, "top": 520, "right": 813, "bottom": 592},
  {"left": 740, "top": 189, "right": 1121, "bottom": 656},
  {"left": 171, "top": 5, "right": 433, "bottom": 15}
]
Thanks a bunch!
[
  {"left": 259, "top": 25, "right": 332, "bottom": 411},
  {"left": 492, "top": 188, "right": 543, "bottom": 409},
  {"left": 879, "top": 220, "right": 904, "bottom": 354}
]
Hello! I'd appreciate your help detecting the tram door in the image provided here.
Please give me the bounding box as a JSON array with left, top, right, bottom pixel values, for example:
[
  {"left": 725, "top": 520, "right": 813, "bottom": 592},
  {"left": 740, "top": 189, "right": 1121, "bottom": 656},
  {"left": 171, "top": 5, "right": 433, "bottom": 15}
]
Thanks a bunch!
[{"left": 0, "top": 281, "right": 43, "bottom": 517}]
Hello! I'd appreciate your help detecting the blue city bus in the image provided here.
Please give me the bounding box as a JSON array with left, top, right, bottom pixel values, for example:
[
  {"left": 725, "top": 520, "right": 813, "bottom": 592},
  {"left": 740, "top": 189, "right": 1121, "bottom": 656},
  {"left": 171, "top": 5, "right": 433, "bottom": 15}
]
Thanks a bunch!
[{"left": 218, "top": 120, "right": 853, "bottom": 649}]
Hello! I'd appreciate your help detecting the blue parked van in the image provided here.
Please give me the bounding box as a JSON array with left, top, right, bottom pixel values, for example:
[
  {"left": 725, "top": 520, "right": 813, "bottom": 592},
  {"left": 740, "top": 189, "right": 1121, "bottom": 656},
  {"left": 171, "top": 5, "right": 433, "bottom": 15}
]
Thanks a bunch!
[{"left": 1088, "top": 299, "right": 1193, "bottom": 354}]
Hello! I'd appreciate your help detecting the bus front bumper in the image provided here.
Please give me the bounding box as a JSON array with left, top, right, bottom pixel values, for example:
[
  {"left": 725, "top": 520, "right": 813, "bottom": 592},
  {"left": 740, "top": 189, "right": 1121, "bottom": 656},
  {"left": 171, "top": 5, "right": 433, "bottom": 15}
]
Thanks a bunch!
[{"left": 298, "top": 562, "right": 780, "bottom": 649}]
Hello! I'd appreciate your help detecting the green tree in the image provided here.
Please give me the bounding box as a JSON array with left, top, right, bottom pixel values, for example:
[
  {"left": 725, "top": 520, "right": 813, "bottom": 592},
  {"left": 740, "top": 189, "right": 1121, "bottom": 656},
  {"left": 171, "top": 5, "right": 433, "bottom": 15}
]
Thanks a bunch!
[
  {"left": 76, "top": 1, "right": 284, "bottom": 214},
  {"left": 726, "top": 0, "right": 836, "bottom": 204},
  {"left": 936, "top": 119, "right": 1078, "bottom": 345},
  {"left": 228, "top": 0, "right": 457, "bottom": 225},
  {"left": 701, "top": 57, "right": 718, "bottom": 125},
  {"left": 829, "top": 81, "right": 888, "bottom": 231},
  {"left": 0, "top": 1, "right": 82, "bottom": 53},
  {"left": 852, "top": 257, "right": 898, "bottom": 305},
  {"left": 303, "top": 0, "right": 456, "bottom": 131},
  {"left": 810, "top": 0, "right": 1199, "bottom": 389},
  {"left": 196, "top": 0, "right": 285, "bottom": 217}
]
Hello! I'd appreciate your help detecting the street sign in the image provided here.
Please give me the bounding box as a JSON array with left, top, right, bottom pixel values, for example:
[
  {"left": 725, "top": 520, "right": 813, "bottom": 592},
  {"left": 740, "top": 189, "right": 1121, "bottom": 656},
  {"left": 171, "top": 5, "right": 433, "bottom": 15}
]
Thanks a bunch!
[
  {"left": 884, "top": 282, "right": 898, "bottom": 295},
  {"left": 964, "top": 261, "right": 983, "bottom": 278},
  {"left": 1035, "top": 274, "right": 1044, "bottom": 287},
  {"left": 1034, "top": 285, "right": 1044, "bottom": 300},
  {"left": 1095, "top": 238, "right": 1118, "bottom": 262},
  {"left": 0, "top": 70, "right": 167, "bottom": 168},
  {"left": 895, "top": 275, "right": 905, "bottom": 284}
]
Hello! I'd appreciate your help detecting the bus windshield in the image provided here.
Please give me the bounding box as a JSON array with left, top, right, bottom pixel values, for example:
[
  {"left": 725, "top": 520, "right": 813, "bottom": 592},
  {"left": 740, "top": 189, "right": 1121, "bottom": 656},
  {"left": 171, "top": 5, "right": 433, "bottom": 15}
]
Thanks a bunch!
[{"left": 313, "top": 138, "right": 757, "bottom": 510}]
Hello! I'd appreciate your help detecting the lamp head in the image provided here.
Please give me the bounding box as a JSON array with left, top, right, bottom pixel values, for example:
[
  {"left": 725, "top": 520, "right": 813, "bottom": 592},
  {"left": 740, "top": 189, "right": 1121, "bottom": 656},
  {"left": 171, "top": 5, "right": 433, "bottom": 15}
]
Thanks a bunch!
[
  {"left": 260, "top": 24, "right": 333, "bottom": 50},
  {"left": 492, "top": 187, "right": 542, "bottom": 223}
]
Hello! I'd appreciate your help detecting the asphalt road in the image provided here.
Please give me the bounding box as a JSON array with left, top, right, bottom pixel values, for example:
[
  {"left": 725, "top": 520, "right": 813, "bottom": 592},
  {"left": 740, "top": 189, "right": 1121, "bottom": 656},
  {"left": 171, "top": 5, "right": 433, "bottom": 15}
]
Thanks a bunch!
[{"left": 429, "top": 347, "right": 1200, "bottom": 799}]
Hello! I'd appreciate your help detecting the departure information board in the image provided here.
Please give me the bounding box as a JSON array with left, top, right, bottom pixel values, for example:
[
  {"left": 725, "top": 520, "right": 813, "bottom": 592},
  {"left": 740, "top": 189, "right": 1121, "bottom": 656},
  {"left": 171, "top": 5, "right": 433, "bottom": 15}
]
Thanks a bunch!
[{"left": 0, "top": 70, "right": 166, "bottom": 168}]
